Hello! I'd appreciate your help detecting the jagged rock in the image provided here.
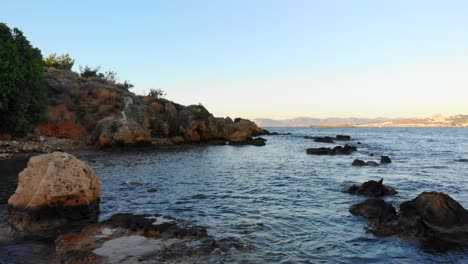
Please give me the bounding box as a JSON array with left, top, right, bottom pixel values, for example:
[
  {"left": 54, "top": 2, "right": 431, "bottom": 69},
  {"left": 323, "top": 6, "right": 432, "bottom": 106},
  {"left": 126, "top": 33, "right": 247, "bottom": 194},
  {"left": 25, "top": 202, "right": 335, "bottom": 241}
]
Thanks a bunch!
[
  {"left": 381, "top": 156, "right": 392, "bottom": 164},
  {"left": 366, "top": 161, "right": 380, "bottom": 166},
  {"left": 8, "top": 152, "right": 100, "bottom": 235},
  {"left": 350, "top": 191, "right": 468, "bottom": 246},
  {"left": 54, "top": 214, "right": 218, "bottom": 263},
  {"left": 345, "top": 179, "right": 397, "bottom": 197},
  {"left": 336, "top": 135, "right": 351, "bottom": 141},
  {"left": 98, "top": 97, "right": 151, "bottom": 146},
  {"left": 313, "top": 136, "right": 335, "bottom": 143},
  {"left": 399, "top": 192, "right": 468, "bottom": 245},
  {"left": 306, "top": 145, "right": 357, "bottom": 155},
  {"left": 352, "top": 159, "right": 367, "bottom": 166},
  {"left": 229, "top": 137, "right": 266, "bottom": 146}
]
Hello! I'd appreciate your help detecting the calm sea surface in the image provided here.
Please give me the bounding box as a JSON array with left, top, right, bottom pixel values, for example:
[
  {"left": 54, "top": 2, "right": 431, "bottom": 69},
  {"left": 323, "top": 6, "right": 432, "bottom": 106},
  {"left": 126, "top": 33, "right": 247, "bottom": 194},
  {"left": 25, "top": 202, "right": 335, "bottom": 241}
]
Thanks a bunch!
[{"left": 1, "top": 127, "right": 468, "bottom": 263}]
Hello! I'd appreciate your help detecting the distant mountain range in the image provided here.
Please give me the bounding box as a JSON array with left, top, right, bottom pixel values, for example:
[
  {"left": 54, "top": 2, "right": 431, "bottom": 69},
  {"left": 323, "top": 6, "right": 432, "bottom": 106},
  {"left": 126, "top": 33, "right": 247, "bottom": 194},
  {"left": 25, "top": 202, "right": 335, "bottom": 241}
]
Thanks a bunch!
[{"left": 254, "top": 115, "right": 468, "bottom": 127}]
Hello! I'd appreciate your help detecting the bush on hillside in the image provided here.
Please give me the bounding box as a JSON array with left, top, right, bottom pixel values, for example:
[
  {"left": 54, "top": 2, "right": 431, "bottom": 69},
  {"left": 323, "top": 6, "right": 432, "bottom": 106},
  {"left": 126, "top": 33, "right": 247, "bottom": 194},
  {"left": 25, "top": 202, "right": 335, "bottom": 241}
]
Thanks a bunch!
[
  {"left": 43, "top": 53, "right": 74, "bottom": 70},
  {"left": 148, "top": 89, "right": 166, "bottom": 99},
  {"left": 0, "top": 23, "right": 47, "bottom": 135}
]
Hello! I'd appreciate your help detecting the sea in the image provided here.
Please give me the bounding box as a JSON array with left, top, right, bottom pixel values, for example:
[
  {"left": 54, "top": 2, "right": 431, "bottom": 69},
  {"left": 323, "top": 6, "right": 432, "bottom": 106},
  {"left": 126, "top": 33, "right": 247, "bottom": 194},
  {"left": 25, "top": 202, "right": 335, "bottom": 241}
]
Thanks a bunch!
[{"left": 1, "top": 127, "right": 467, "bottom": 263}]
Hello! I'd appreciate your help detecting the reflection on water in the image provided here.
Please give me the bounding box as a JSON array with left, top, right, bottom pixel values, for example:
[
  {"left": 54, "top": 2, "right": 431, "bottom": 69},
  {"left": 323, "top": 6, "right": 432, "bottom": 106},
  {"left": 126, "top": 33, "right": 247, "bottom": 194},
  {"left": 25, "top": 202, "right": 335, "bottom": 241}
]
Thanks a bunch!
[{"left": 1, "top": 128, "right": 468, "bottom": 263}]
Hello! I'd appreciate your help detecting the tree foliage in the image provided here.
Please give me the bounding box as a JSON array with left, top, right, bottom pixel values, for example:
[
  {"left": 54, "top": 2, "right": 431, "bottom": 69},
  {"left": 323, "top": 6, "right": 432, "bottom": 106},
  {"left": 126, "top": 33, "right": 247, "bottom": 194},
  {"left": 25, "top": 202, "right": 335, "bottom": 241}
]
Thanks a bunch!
[
  {"left": 0, "top": 23, "right": 47, "bottom": 135},
  {"left": 43, "top": 53, "right": 74, "bottom": 70}
]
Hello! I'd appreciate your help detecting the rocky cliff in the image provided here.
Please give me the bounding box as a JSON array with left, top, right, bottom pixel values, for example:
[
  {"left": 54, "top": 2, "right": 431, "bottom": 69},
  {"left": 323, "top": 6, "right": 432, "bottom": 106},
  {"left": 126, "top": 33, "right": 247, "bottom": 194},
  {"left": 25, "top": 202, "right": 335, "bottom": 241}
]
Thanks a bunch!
[{"left": 38, "top": 68, "right": 267, "bottom": 146}]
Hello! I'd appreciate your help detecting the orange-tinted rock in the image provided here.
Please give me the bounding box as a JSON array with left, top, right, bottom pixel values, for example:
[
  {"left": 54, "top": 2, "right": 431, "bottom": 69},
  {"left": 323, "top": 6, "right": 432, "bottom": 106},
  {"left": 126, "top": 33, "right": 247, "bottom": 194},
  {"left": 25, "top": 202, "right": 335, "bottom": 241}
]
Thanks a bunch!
[
  {"left": 0, "top": 133, "right": 12, "bottom": 140},
  {"left": 151, "top": 102, "right": 164, "bottom": 113},
  {"left": 37, "top": 121, "right": 87, "bottom": 139},
  {"left": 8, "top": 152, "right": 101, "bottom": 234},
  {"left": 171, "top": 136, "right": 184, "bottom": 144}
]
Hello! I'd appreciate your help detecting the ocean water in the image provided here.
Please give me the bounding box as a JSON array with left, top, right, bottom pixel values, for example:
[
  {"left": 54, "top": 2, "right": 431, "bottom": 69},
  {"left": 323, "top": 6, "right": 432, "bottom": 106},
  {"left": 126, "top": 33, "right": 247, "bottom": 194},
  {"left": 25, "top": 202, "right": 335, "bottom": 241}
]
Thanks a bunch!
[{"left": 1, "top": 127, "right": 468, "bottom": 263}]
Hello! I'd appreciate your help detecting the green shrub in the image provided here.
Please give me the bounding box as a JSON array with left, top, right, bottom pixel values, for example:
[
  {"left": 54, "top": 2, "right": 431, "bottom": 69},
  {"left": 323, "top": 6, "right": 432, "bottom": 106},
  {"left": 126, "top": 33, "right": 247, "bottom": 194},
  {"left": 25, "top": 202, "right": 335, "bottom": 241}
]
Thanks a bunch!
[
  {"left": 0, "top": 23, "right": 47, "bottom": 135},
  {"left": 80, "top": 65, "right": 100, "bottom": 78},
  {"left": 43, "top": 53, "right": 74, "bottom": 70}
]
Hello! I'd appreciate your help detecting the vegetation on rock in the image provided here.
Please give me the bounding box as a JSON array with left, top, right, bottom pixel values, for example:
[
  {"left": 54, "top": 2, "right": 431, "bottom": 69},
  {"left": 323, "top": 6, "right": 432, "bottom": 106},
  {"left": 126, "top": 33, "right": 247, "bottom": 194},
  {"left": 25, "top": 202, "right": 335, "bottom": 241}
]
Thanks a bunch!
[
  {"left": 0, "top": 23, "right": 47, "bottom": 135},
  {"left": 43, "top": 53, "right": 74, "bottom": 70}
]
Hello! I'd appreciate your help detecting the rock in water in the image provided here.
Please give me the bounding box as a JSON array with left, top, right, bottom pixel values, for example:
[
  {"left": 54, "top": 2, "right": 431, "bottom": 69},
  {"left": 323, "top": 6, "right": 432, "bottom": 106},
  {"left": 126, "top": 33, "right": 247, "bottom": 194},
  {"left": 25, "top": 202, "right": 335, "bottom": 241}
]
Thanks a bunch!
[
  {"left": 313, "top": 136, "right": 335, "bottom": 143},
  {"left": 399, "top": 192, "right": 468, "bottom": 245},
  {"left": 352, "top": 159, "right": 367, "bottom": 166},
  {"left": 7, "top": 152, "right": 101, "bottom": 235},
  {"left": 306, "top": 145, "right": 357, "bottom": 155},
  {"left": 380, "top": 156, "right": 392, "bottom": 163},
  {"left": 54, "top": 214, "right": 218, "bottom": 263},
  {"left": 336, "top": 135, "right": 351, "bottom": 141},
  {"left": 349, "top": 198, "right": 399, "bottom": 236},
  {"left": 366, "top": 161, "right": 380, "bottom": 166},
  {"left": 345, "top": 179, "right": 397, "bottom": 197}
]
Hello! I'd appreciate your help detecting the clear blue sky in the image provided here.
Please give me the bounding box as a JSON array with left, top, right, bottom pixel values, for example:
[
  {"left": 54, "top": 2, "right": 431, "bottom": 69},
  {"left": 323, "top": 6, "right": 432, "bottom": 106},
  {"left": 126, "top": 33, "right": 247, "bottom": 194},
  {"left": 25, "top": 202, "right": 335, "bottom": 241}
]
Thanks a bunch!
[{"left": 2, "top": 0, "right": 468, "bottom": 119}]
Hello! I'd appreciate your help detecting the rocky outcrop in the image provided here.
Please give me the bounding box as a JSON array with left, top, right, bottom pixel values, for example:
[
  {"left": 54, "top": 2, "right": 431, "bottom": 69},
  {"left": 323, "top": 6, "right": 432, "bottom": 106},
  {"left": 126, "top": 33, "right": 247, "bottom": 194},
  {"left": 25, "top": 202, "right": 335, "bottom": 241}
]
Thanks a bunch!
[
  {"left": 380, "top": 156, "right": 392, "bottom": 164},
  {"left": 398, "top": 192, "right": 468, "bottom": 245},
  {"left": 345, "top": 179, "right": 397, "bottom": 197},
  {"left": 350, "top": 192, "right": 468, "bottom": 245},
  {"left": 54, "top": 213, "right": 218, "bottom": 263},
  {"left": 306, "top": 145, "right": 357, "bottom": 155},
  {"left": 98, "top": 97, "right": 151, "bottom": 146},
  {"left": 40, "top": 68, "right": 268, "bottom": 147},
  {"left": 8, "top": 152, "right": 100, "bottom": 235}
]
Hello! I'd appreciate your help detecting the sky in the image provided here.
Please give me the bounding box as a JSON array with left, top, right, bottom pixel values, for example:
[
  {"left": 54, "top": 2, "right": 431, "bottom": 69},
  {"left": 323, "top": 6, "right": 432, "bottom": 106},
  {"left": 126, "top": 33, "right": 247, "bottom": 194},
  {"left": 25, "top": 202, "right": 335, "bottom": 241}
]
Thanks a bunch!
[{"left": 2, "top": 0, "right": 468, "bottom": 119}]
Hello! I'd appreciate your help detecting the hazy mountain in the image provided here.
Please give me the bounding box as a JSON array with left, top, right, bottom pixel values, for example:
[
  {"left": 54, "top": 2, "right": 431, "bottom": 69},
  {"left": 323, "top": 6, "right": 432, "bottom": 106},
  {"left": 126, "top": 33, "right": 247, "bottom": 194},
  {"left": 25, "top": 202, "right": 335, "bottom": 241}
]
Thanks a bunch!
[
  {"left": 254, "top": 117, "right": 390, "bottom": 127},
  {"left": 254, "top": 115, "right": 468, "bottom": 127}
]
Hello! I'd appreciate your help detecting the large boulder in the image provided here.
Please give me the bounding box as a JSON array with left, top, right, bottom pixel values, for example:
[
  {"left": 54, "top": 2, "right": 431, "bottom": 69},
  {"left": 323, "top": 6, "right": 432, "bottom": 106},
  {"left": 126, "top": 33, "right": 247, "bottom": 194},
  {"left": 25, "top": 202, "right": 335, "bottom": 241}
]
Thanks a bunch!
[
  {"left": 8, "top": 152, "right": 100, "bottom": 235},
  {"left": 54, "top": 213, "right": 218, "bottom": 263},
  {"left": 399, "top": 192, "right": 468, "bottom": 245},
  {"left": 350, "top": 192, "right": 468, "bottom": 246}
]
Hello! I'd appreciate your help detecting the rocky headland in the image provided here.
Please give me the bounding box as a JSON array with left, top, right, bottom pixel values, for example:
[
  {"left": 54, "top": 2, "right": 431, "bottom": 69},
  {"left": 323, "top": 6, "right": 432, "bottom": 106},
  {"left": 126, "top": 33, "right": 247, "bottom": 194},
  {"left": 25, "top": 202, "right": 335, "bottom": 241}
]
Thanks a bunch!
[{"left": 0, "top": 67, "right": 268, "bottom": 158}]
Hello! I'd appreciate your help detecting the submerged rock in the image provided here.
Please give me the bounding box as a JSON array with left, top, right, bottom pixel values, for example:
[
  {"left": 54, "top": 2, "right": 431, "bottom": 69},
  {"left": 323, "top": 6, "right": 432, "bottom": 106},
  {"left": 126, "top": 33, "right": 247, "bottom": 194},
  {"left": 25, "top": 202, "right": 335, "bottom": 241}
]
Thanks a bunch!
[
  {"left": 352, "top": 159, "right": 380, "bottom": 166},
  {"left": 380, "top": 156, "right": 392, "bottom": 164},
  {"left": 54, "top": 213, "right": 218, "bottom": 263},
  {"left": 366, "top": 161, "right": 380, "bottom": 166},
  {"left": 8, "top": 152, "right": 100, "bottom": 235},
  {"left": 345, "top": 179, "right": 397, "bottom": 197},
  {"left": 306, "top": 145, "right": 357, "bottom": 155},
  {"left": 351, "top": 159, "right": 366, "bottom": 166},
  {"left": 455, "top": 159, "right": 468, "bottom": 162},
  {"left": 349, "top": 198, "right": 399, "bottom": 236},
  {"left": 336, "top": 135, "right": 351, "bottom": 141},
  {"left": 313, "top": 136, "right": 335, "bottom": 143},
  {"left": 268, "top": 132, "right": 291, "bottom": 135}
]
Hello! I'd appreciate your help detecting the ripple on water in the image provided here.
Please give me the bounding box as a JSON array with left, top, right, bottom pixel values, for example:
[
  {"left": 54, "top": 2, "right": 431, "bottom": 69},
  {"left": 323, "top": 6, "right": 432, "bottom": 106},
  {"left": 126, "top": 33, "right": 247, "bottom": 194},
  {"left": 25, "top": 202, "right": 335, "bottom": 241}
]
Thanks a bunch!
[{"left": 1, "top": 128, "right": 468, "bottom": 262}]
